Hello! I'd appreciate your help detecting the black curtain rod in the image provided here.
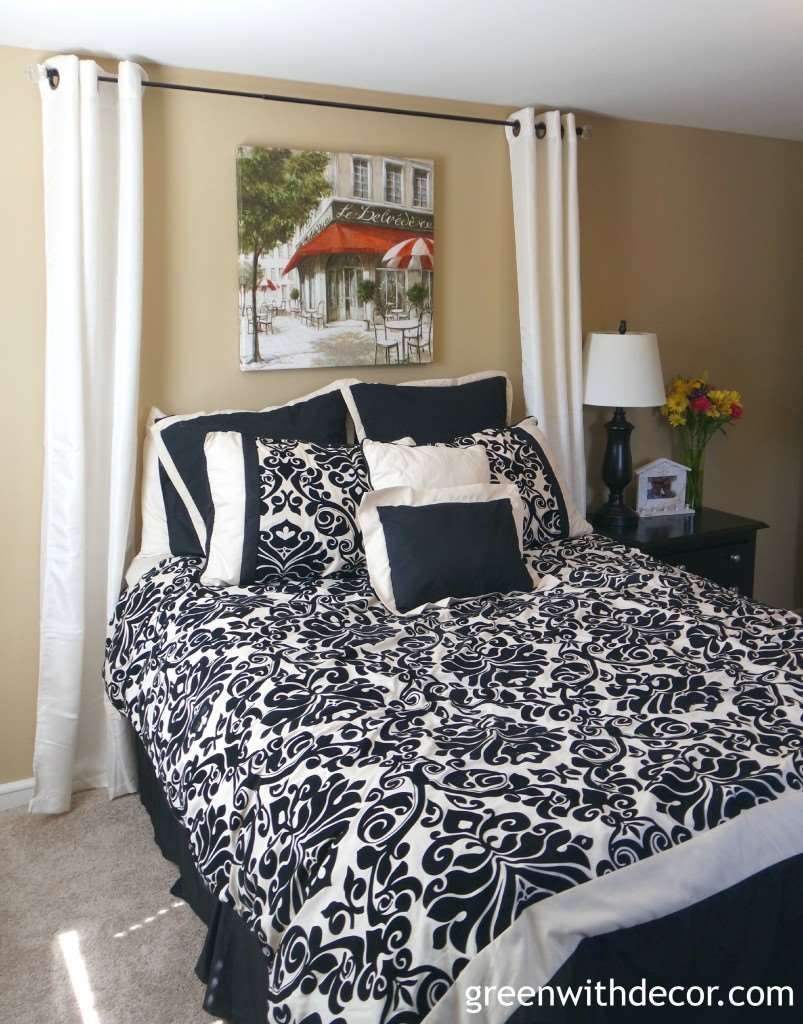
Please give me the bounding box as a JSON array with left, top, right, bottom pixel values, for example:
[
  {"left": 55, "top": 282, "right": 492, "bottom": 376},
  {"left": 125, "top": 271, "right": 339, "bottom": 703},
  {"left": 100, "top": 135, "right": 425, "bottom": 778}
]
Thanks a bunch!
[{"left": 44, "top": 66, "right": 587, "bottom": 139}]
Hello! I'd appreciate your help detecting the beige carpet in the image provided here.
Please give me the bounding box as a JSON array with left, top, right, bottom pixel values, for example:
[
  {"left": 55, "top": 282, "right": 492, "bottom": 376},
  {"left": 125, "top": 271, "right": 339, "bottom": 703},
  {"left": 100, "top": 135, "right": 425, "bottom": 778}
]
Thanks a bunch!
[{"left": 0, "top": 790, "right": 222, "bottom": 1024}]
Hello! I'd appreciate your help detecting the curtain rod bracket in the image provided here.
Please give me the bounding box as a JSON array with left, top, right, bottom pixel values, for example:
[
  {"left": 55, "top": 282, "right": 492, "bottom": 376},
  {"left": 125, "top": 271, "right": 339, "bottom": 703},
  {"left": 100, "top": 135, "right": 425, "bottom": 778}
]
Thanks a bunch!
[{"left": 535, "top": 122, "right": 590, "bottom": 140}]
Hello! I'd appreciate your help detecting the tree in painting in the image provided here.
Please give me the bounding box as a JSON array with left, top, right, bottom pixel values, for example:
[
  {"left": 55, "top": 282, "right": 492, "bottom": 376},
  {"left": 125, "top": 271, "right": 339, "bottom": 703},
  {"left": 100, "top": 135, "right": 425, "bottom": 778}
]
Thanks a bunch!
[
  {"left": 237, "top": 146, "right": 331, "bottom": 363},
  {"left": 238, "top": 261, "right": 251, "bottom": 314}
]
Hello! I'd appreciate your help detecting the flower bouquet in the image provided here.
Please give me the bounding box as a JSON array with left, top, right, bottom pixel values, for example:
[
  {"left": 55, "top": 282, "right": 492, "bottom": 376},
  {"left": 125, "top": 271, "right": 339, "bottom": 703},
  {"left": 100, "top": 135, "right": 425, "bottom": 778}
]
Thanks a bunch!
[{"left": 661, "top": 374, "right": 743, "bottom": 511}]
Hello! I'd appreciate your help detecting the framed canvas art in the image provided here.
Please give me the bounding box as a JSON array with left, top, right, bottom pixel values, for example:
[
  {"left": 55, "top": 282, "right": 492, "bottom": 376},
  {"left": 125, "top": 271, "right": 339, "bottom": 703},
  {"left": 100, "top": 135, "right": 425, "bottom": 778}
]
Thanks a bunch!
[{"left": 237, "top": 145, "right": 434, "bottom": 371}]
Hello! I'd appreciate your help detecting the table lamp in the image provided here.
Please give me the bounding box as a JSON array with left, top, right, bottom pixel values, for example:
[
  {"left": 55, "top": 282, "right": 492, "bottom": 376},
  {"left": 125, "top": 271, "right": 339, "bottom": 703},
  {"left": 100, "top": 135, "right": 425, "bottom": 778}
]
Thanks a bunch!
[{"left": 583, "top": 321, "right": 665, "bottom": 529}]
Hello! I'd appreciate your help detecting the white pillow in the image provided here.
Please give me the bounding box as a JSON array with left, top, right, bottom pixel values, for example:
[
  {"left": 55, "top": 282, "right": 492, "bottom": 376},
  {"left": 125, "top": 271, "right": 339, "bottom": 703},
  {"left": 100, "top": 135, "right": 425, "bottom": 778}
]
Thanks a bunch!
[
  {"left": 363, "top": 439, "right": 491, "bottom": 490},
  {"left": 138, "top": 406, "right": 170, "bottom": 557},
  {"left": 358, "top": 482, "right": 537, "bottom": 615}
]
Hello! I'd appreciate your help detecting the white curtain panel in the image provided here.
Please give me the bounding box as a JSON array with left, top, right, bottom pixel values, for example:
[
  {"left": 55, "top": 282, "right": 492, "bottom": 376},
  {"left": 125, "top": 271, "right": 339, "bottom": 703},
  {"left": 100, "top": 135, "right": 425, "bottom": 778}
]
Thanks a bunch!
[
  {"left": 31, "top": 57, "right": 145, "bottom": 813},
  {"left": 506, "top": 108, "right": 586, "bottom": 511}
]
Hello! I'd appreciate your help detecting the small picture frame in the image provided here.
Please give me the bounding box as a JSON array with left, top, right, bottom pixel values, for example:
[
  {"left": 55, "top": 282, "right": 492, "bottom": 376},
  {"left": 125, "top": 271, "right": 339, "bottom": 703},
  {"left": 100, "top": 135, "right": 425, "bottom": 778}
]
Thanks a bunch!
[{"left": 635, "top": 458, "right": 694, "bottom": 518}]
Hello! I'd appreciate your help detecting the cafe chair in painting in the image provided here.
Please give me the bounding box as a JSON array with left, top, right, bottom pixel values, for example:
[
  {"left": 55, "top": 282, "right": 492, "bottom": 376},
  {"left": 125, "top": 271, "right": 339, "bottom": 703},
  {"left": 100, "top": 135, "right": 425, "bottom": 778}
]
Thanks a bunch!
[
  {"left": 406, "top": 310, "right": 432, "bottom": 363},
  {"left": 373, "top": 314, "right": 401, "bottom": 365}
]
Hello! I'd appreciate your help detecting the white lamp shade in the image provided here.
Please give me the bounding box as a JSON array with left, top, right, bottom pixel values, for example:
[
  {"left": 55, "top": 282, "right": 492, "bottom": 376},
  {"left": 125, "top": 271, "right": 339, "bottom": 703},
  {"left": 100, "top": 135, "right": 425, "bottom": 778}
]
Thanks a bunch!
[{"left": 583, "top": 331, "right": 666, "bottom": 408}]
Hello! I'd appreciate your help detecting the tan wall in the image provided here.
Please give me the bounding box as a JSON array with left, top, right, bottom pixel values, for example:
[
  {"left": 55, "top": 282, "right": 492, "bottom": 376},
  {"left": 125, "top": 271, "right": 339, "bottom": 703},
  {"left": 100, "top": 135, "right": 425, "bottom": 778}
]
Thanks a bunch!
[
  {"left": 579, "top": 117, "right": 803, "bottom": 609},
  {"left": 1, "top": 43, "right": 801, "bottom": 782},
  {"left": 138, "top": 64, "right": 520, "bottom": 418},
  {"left": 0, "top": 47, "right": 45, "bottom": 787}
]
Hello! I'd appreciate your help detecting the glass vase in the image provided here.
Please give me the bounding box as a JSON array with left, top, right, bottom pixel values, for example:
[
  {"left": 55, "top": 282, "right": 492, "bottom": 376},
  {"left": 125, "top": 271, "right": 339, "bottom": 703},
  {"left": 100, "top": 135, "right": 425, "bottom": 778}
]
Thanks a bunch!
[{"left": 680, "top": 440, "right": 706, "bottom": 512}]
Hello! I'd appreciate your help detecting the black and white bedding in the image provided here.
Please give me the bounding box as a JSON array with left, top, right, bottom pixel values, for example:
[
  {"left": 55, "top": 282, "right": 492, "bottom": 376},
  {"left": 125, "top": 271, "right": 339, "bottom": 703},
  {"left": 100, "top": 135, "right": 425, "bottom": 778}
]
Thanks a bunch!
[{"left": 105, "top": 533, "right": 803, "bottom": 1024}]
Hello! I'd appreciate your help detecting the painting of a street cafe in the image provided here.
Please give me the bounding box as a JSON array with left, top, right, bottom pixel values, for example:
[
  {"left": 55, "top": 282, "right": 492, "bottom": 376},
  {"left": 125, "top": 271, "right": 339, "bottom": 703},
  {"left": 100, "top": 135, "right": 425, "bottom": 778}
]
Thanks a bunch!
[{"left": 237, "top": 145, "right": 434, "bottom": 370}]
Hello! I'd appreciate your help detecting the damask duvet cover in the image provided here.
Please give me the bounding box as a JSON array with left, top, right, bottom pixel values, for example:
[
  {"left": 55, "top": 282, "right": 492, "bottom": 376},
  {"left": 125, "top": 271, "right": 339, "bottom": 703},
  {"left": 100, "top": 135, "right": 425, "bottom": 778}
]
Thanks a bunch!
[{"left": 105, "top": 534, "right": 803, "bottom": 1024}]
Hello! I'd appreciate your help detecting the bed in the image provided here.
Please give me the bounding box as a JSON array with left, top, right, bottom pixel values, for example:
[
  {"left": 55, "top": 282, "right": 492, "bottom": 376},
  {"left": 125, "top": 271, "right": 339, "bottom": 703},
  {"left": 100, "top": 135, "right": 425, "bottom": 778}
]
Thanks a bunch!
[{"left": 105, "top": 531, "right": 803, "bottom": 1024}]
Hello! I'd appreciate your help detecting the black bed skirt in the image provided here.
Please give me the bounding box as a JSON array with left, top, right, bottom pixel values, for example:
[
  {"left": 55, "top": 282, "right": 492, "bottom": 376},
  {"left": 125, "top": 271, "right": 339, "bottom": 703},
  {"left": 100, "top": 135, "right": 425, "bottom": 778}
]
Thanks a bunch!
[
  {"left": 135, "top": 736, "right": 270, "bottom": 1024},
  {"left": 136, "top": 735, "right": 803, "bottom": 1024}
]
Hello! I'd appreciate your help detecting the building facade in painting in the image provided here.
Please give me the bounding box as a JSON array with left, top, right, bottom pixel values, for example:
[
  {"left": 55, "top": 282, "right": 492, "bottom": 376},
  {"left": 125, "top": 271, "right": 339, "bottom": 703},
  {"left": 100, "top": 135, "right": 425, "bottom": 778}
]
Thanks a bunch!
[{"left": 281, "top": 152, "right": 434, "bottom": 323}]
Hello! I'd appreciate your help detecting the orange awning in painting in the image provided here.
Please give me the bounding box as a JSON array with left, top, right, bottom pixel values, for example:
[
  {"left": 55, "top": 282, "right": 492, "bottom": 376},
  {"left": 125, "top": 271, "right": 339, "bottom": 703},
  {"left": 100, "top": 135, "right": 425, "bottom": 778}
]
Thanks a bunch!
[{"left": 283, "top": 223, "right": 433, "bottom": 275}]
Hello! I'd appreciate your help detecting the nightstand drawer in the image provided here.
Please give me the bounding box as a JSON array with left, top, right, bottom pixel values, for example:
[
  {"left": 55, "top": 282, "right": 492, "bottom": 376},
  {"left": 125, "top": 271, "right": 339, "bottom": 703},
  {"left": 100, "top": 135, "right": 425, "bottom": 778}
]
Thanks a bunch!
[
  {"left": 593, "top": 508, "right": 766, "bottom": 601},
  {"left": 661, "top": 540, "right": 755, "bottom": 595}
]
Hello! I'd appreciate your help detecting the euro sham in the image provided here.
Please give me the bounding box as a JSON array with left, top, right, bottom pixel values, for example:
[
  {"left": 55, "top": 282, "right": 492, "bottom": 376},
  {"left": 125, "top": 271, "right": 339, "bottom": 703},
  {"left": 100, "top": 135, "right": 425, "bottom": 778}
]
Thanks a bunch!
[
  {"left": 341, "top": 370, "right": 512, "bottom": 443},
  {"left": 151, "top": 384, "right": 351, "bottom": 557}
]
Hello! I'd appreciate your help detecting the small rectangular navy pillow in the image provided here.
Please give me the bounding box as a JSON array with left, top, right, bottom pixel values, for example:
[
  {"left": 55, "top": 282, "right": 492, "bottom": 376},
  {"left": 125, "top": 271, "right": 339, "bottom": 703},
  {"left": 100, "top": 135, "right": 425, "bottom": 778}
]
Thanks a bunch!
[
  {"left": 358, "top": 483, "right": 535, "bottom": 614},
  {"left": 379, "top": 502, "right": 532, "bottom": 613},
  {"left": 151, "top": 387, "right": 349, "bottom": 556},
  {"left": 342, "top": 372, "right": 510, "bottom": 443}
]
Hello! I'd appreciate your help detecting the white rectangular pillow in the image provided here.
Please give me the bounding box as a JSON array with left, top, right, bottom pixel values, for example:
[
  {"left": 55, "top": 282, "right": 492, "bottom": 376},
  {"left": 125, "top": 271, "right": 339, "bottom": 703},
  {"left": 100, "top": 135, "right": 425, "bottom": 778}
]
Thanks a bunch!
[
  {"left": 138, "top": 406, "right": 170, "bottom": 557},
  {"left": 362, "top": 438, "right": 491, "bottom": 490}
]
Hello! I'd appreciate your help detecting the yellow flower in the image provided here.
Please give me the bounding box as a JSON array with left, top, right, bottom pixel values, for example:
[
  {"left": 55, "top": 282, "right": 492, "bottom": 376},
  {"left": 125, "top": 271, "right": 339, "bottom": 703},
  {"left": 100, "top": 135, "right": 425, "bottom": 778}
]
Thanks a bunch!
[
  {"left": 666, "top": 392, "right": 688, "bottom": 413},
  {"left": 708, "top": 389, "right": 743, "bottom": 418},
  {"left": 670, "top": 377, "right": 693, "bottom": 397},
  {"left": 661, "top": 374, "right": 742, "bottom": 427},
  {"left": 708, "top": 390, "right": 730, "bottom": 417}
]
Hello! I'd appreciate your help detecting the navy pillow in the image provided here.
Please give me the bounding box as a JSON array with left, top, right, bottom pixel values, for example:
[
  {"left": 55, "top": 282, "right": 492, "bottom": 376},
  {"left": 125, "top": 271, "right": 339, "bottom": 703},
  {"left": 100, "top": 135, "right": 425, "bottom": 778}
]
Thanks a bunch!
[
  {"left": 347, "top": 376, "right": 508, "bottom": 443},
  {"left": 377, "top": 499, "right": 533, "bottom": 613},
  {"left": 156, "top": 390, "right": 349, "bottom": 556}
]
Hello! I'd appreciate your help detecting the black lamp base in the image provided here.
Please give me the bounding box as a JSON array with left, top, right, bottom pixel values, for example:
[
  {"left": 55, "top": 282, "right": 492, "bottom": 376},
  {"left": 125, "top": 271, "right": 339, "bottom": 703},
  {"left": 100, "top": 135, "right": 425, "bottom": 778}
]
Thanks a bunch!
[
  {"left": 592, "top": 500, "right": 639, "bottom": 531},
  {"left": 592, "top": 406, "right": 639, "bottom": 531}
]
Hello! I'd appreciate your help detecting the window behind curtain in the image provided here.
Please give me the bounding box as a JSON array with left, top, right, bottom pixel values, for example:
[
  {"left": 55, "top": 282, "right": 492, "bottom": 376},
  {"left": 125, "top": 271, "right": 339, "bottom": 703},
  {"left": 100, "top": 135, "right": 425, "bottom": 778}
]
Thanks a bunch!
[
  {"left": 353, "top": 157, "right": 369, "bottom": 199},
  {"left": 385, "top": 163, "right": 403, "bottom": 204},
  {"left": 412, "top": 168, "right": 430, "bottom": 208}
]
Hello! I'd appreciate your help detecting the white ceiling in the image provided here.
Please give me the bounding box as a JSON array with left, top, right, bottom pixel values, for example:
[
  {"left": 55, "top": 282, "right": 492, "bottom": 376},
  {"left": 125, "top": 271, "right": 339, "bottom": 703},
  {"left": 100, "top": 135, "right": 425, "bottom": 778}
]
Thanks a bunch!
[{"left": 4, "top": 0, "right": 803, "bottom": 140}]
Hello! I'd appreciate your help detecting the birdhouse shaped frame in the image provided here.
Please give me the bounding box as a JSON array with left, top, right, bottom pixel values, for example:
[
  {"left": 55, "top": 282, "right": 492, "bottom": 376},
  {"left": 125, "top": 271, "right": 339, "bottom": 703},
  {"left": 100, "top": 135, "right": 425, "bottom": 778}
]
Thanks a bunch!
[{"left": 635, "top": 458, "right": 694, "bottom": 518}]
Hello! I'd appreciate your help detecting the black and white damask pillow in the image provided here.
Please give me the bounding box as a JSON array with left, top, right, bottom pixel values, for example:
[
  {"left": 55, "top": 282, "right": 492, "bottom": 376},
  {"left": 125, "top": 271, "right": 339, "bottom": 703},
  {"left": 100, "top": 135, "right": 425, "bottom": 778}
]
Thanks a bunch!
[
  {"left": 201, "top": 432, "right": 368, "bottom": 587},
  {"left": 438, "top": 417, "right": 591, "bottom": 548}
]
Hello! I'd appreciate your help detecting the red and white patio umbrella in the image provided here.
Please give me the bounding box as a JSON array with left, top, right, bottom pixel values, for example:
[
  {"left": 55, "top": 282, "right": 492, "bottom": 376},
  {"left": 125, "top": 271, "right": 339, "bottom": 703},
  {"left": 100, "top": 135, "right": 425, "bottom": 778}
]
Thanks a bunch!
[{"left": 381, "top": 236, "right": 434, "bottom": 271}]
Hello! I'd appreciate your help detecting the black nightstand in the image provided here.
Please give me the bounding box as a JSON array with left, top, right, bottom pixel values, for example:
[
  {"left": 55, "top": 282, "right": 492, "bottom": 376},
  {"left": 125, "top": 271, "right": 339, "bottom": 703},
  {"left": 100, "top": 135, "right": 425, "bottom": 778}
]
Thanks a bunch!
[{"left": 593, "top": 507, "right": 768, "bottom": 599}]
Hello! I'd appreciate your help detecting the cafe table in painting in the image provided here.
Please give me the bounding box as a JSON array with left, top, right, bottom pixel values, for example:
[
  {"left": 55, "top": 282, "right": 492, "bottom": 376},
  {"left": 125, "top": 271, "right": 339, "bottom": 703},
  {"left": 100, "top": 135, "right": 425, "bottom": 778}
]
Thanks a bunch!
[{"left": 384, "top": 318, "right": 421, "bottom": 362}]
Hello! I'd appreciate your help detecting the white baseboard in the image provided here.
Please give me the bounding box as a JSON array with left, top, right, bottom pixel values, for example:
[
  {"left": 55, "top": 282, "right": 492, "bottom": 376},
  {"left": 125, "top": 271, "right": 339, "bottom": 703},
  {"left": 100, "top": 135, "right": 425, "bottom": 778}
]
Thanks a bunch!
[{"left": 0, "top": 777, "right": 34, "bottom": 812}]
